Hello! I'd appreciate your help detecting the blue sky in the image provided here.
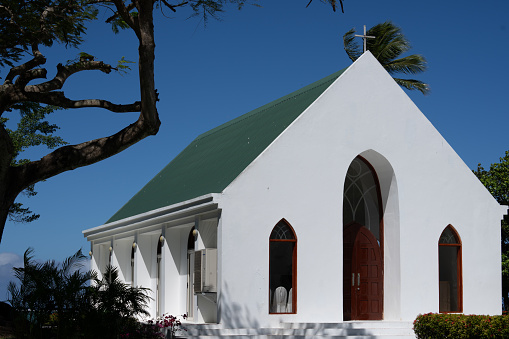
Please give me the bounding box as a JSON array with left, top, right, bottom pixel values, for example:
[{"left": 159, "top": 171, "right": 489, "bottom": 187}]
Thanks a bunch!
[{"left": 1, "top": 0, "right": 508, "bottom": 299}]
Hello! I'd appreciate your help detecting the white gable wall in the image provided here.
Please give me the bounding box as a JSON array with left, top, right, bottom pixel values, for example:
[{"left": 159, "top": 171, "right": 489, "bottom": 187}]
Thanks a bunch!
[{"left": 217, "top": 52, "right": 502, "bottom": 327}]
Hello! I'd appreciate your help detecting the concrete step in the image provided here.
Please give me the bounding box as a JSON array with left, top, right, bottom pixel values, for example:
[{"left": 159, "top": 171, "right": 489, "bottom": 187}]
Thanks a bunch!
[
  {"left": 182, "top": 321, "right": 416, "bottom": 338},
  {"left": 184, "top": 335, "right": 415, "bottom": 339}
]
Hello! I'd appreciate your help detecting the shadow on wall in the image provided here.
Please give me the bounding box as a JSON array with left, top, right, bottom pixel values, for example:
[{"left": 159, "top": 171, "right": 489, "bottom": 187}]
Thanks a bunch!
[
  {"left": 218, "top": 282, "right": 261, "bottom": 331},
  {"left": 214, "top": 283, "right": 375, "bottom": 337}
]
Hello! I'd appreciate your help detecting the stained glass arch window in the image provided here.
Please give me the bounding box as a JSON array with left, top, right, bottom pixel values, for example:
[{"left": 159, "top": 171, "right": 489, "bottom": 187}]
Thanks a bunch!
[
  {"left": 439, "top": 225, "right": 462, "bottom": 313},
  {"left": 270, "top": 221, "right": 296, "bottom": 240},
  {"left": 156, "top": 235, "right": 163, "bottom": 317},
  {"left": 269, "top": 219, "right": 297, "bottom": 314},
  {"left": 343, "top": 156, "right": 382, "bottom": 241}
]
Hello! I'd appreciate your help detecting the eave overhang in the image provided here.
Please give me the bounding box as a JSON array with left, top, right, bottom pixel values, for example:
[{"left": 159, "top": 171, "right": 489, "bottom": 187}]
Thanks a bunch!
[{"left": 83, "top": 193, "right": 221, "bottom": 242}]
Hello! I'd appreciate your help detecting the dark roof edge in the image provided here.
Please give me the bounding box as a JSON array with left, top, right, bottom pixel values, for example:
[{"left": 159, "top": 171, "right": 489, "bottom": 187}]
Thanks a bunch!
[{"left": 195, "top": 68, "right": 347, "bottom": 142}]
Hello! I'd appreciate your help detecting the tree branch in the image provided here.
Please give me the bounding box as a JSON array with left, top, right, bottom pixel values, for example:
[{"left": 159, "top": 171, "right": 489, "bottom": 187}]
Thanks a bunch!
[
  {"left": 106, "top": 2, "right": 136, "bottom": 23},
  {"left": 111, "top": 0, "right": 139, "bottom": 37},
  {"left": 0, "top": 5, "right": 24, "bottom": 34},
  {"left": 25, "top": 92, "right": 141, "bottom": 112},
  {"left": 306, "top": 0, "right": 344, "bottom": 13},
  {"left": 39, "top": 6, "right": 56, "bottom": 39},
  {"left": 11, "top": 114, "right": 155, "bottom": 193},
  {"left": 134, "top": 0, "right": 160, "bottom": 132},
  {"left": 24, "top": 60, "right": 113, "bottom": 94},
  {"left": 14, "top": 69, "right": 47, "bottom": 89},
  {"left": 0, "top": 0, "right": 161, "bottom": 243},
  {"left": 4, "top": 44, "right": 46, "bottom": 85},
  {"left": 0, "top": 124, "right": 14, "bottom": 179},
  {"left": 160, "top": 0, "right": 188, "bottom": 12}
]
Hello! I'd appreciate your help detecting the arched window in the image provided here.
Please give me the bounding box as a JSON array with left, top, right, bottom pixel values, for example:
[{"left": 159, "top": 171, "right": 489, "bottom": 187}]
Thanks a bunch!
[
  {"left": 188, "top": 227, "right": 195, "bottom": 252},
  {"left": 269, "top": 219, "right": 297, "bottom": 314},
  {"left": 108, "top": 244, "right": 113, "bottom": 283},
  {"left": 439, "top": 225, "right": 462, "bottom": 313},
  {"left": 156, "top": 235, "right": 163, "bottom": 317},
  {"left": 187, "top": 227, "right": 195, "bottom": 319},
  {"left": 131, "top": 242, "right": 136, "bottom": 286},
  {"left": 343, "top": 156, "right": 382, "bottom": 241}
]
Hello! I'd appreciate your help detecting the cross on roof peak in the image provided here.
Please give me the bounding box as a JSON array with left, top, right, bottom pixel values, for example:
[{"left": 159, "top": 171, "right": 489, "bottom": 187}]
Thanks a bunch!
[{"left": 354, "top": 25, "right": 375, "bottom": 53}]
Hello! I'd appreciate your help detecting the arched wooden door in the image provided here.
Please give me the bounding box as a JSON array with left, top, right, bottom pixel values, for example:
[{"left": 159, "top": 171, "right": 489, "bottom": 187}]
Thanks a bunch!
[
  {"left": 343, "top": 156, "right": 384, "bottom": 320},
  {"left": 344, "top": 223, "right": 383, "bottom": 320}
]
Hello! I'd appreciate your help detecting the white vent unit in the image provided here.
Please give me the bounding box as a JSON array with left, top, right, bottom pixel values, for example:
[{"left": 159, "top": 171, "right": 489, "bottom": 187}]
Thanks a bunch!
[{"left": 194, "top": 248, "right": 217, "bottom": 293}]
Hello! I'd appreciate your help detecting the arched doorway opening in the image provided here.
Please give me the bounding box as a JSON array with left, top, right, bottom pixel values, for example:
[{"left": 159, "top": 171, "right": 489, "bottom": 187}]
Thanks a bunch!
[{"left": 343, "top": 156, "right": 383, "bottom": 320}]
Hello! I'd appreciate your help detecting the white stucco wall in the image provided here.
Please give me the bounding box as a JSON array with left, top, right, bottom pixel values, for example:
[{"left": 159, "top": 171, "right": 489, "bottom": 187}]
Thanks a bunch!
[
  {"left": 217, "top": 52, "right": 503, "bottom": 327},
  {"left": 112, "top": 237, "right": 134, "bottom": 283},
  {"left": 84, "top": 197, "right": 221, "bottom": 323},
  {"left": 91, "top": 242, "right": 111, "bottom": 281},
  {"left": 137, "top": 232, "right": 158, "bottom": 316}
]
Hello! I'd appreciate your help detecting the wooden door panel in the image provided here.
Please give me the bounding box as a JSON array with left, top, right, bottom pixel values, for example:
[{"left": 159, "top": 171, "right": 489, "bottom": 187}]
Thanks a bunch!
[
  {"left": 352, "top": 226, "right": 383, "bottom": 320},
  {"left": 343, "top": 223, "right": 361, "bottom": 321}
]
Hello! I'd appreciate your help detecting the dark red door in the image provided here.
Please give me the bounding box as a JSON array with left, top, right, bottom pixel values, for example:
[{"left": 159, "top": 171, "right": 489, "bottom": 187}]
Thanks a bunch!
[
  {"left": 351, "top": 226, "right": 383, "bottom": 320},
  {"left": 344, "top": 224, "right": 383, "bottom": 320}
]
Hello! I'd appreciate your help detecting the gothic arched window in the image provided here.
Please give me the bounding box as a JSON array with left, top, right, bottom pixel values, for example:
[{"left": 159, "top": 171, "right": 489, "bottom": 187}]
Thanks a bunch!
[
  {"left": 131, "top": 242, "right": 136, "bottom": 286},
  {"left": 439, "top": 225, "right": 462, "bottom": 313},
  {"left": 269, "top": 219, "right": 297, "bottom": 314},
  {"left": 156, "top": 235, "right": 163, "bottom": 317}
]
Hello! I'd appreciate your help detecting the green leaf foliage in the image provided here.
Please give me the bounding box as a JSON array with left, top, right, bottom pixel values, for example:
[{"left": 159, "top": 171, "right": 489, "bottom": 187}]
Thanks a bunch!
[
  {"left": 8, "top": 248, "right": 92, "bottom": 338},
  {"left": 343, "top": 21, "right": 429, "bottom": 95},
  {"left": 3, "top": 103, "right": 67, "bottom": 224},
  {"left": 8, "top": 249, "right": 154, "bottom": 339},
  {"left": 474, "top": 151, "right": 509, "bottom": 309},
  {"left": 105, "top": 1, "right": 261, "bottom": 29},
  {"left": 117, "top": 56, "right": 136, "bottom": 76},
  {"left": 413, "top": 313, "right": 509, "bottom": 339},
  {"left": 6, "top": 103, "right": 67, "bottom": 165},
  {"left": 110, "top": 14, "right": 133, "bottom": 34},
  {"left": 86, "top": 265, "right": 152, "bottom": 338},
  {"left": 474, "top": 151, "right": 509, "bottom": 206},
  {"left": 0, "top": 0, "right": 98, "bottom": 69}
]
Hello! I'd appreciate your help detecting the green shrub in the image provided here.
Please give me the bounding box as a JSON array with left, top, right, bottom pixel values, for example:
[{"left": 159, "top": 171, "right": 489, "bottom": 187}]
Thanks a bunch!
[
  {"left": 413, "top": 313, "right": 509, "bottom": 338},
  {"left": 8, "top": 249, "right": 156, "bottom": 339}
]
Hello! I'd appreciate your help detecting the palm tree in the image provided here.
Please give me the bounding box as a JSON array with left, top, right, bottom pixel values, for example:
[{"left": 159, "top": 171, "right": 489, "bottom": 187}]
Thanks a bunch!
[
  {"left": 8, "top": 248, "right": 92, "bottom": 339},
  {"left": 86, "top": 265, "right": 152, "bottom": 338},
  {"left": 343, "top": 21, "right": 429, "bottom": 94},
  {"left": 8, "top": 250, "right": 154, "bottom": 339}
]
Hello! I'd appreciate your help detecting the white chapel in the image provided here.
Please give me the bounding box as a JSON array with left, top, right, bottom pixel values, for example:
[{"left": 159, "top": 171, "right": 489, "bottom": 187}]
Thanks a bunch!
[{"left": 83, "top": 52, "right": 507, "bottom": 338}]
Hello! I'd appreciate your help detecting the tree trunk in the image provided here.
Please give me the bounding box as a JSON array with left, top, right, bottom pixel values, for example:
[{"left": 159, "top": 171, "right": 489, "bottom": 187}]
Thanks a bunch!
[
  {"left": 0, "top": 182, "right": 17, "bottom": 242},
  {"left": 0, "top": 1, "right": 162, "bottom": 243},
  {"left": 0, "top": 122, "right": 16, "bottom": 241}
]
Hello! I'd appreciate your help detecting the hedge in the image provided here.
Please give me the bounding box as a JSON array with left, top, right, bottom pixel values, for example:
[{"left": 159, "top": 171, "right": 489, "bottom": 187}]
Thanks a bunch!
[{"left": 413, "top": 313, "right": 509, "bottom": 338}]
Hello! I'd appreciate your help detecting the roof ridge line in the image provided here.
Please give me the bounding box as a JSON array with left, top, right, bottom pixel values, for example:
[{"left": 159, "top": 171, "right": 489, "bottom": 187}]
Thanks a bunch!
[{"left": 193, "top": 71, "right": 343, "bottom": 142}]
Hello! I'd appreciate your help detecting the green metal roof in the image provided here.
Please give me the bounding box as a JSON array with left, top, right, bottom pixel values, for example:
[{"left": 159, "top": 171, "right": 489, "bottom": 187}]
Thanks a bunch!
[{"left": 107, "top": 69, "right": 346, "bottom": 223}]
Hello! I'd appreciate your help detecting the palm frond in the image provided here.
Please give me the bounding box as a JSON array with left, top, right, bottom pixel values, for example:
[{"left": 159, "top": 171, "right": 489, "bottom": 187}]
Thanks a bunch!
[
  {"left": 343, "top": 27, "right": 362, "bottom": 62},
  {"left": 343, "top": 21, "right": 429, "bottom": 95},
  {"left": 61, "top": 249, "right": 86, "bottom": 277},
  {"left": 384, "top": 54, "right": 427, "bottom": 75},
  {"left": 90, "top": 265, "right": 151, "bottom": 319},
  {"left": 23, "top": 247, "right": 35, "bottom": 266},
  {"left": 394, "top": 78, "right": 430, "bottom": 95},
  {"left": 366, "top": 21, "right": 410, "bottom": 64}
]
